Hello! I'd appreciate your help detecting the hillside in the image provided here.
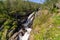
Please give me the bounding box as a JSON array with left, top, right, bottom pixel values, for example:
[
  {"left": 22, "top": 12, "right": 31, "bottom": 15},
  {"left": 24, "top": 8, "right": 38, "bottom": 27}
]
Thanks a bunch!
[
  {"left": 0, "top": 0, "right": 40, "bottom": 40},
  {"left": 30, "top": 8, "right": 60, "bottom": 40},
  {"left": 0, "top": 0, "right": 60, "bottom": 40},
  {"left": 29, "top": 0, "right": 60, "bottom": 40}
]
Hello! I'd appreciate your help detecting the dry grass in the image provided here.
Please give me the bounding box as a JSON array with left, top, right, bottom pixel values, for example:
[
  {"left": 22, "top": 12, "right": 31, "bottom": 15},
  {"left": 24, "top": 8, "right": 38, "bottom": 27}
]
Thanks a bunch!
[{"left": 30, "top": 10, "right": 60, "bottom": 40}]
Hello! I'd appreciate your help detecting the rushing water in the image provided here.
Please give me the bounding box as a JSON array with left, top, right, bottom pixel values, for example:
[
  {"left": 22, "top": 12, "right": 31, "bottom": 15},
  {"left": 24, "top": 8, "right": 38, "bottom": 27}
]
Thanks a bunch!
[{"left": 18, "top": 12, "right": 35, "bottom": 40}]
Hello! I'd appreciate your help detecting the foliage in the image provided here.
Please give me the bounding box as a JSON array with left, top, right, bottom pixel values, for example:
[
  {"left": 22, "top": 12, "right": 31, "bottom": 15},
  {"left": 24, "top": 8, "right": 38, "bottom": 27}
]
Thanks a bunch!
[{"left": 0, "top": 0, "right": 40, "bottom": 40}]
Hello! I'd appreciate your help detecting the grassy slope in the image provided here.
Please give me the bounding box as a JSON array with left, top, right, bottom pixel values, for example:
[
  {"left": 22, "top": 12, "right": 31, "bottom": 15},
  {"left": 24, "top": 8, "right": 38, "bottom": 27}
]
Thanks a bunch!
[{"left": 30, "top": 9, "right": 60, "bottom": 40}]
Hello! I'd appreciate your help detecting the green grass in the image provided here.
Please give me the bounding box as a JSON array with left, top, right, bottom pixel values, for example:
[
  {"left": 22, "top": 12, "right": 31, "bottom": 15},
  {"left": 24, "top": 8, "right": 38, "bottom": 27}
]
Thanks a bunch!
[{"left": 31, "top": 10, "right": 60, "bottom": 40}]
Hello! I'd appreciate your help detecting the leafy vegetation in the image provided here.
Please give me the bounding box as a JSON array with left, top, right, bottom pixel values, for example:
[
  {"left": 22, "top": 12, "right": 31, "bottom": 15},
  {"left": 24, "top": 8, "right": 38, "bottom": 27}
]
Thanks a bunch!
[{"left": 0, "top": 0, "right": 40, "bottom": 40}]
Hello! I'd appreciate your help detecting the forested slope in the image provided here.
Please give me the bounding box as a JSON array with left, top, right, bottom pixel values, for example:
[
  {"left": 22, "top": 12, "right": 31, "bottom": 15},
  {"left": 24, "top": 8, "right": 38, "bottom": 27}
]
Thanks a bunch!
[{"left": 0, "top": 0, "right": 40, "bottom": 40}]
